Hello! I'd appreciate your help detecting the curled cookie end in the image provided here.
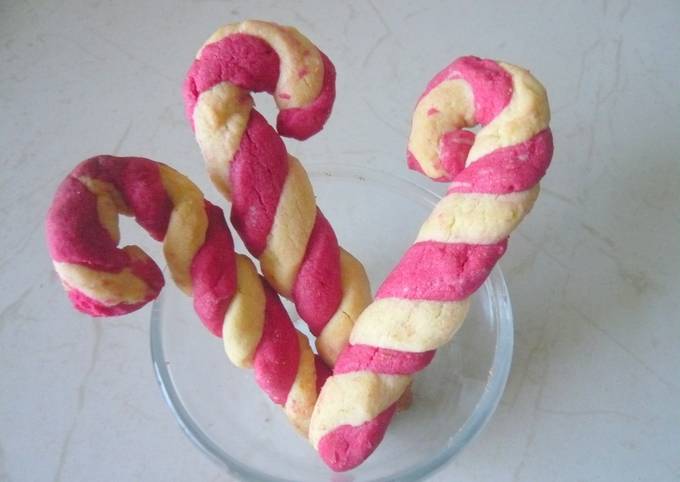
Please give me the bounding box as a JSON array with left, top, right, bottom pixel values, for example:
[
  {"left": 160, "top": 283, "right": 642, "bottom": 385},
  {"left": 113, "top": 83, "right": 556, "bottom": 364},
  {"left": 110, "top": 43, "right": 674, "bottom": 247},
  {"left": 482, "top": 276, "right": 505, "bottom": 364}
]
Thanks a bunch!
[
  {"left": 276, "top": 53, "right": 336, "bottom": 140},
  {"left": 125, "top": 246, "right": 166, "bottom": 295},
  {"left": 66, "top": 288, "right": 154, "bottom": 317},
  {"left": 408, "top": 129, "right": 476, "bottom": 182},
  {"left": 184, "top": 32, "right": 280, "bottom": 130},
  {"left": 407, "top": 150, "right": 449, "bottom": 183},
  {"left": 418, "top": 55, "right": 512, "bottom": 125},
  {"left": 407, "top": 150, "right": 423, "bottom": 174},
  {"left": 317, "top": 403, "right": 397, "bottom": 472},
  {"left": 439, "top": 129, "right": 475, "bottom": 179}
]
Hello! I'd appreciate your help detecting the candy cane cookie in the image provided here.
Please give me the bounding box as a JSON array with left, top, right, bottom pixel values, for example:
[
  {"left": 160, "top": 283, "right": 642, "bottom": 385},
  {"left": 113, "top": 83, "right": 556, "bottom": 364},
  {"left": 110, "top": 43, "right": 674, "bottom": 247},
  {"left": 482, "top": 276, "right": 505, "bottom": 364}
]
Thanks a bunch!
[
  {"left": 46, "top": 155, "right": 331, "bottom": 435},
  {"left": 309, "top": 56, "right": 554, "bottom": 471},
  {"left": 184, "top": 20, "right": 371, "bottom": 366}
]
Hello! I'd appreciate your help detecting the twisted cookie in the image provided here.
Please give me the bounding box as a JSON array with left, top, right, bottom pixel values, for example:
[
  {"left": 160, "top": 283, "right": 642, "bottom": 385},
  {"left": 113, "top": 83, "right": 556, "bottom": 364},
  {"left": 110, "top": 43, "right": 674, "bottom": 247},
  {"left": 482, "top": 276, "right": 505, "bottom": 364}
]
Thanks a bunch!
[
  {"left": 46, "top": 155, "right": 330, "bottom": 434},
  {"left": 309, "top": 57, "right": 553, "bottom": 470},
  {"left": 184, "top": 20, "right": 371, "bottom": 366}
]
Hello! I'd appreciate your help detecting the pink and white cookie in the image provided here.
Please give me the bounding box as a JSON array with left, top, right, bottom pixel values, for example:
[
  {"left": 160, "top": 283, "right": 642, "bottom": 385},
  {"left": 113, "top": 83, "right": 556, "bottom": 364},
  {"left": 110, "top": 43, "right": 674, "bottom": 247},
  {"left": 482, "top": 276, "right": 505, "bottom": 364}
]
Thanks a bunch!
[
  {"left": 309, "top": 56, "right": 553, "bottom": 471},
  {"left": 46, "top": 155, "right": 331, "bottom": 434},
  {"left": 184, "top": 20, "right": 371, "bottom": 367}
]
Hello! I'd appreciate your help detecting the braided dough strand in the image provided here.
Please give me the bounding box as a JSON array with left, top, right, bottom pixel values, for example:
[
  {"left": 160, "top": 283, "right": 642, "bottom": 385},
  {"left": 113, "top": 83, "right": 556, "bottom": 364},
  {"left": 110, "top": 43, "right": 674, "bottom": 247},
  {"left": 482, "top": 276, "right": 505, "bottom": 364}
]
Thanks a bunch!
[
  {"left": 185, "top": 20, "right": 371, "bottom": 367},
  {"left": 309, "top": 56, "right": 553, "bottom": 471},
  {"left": 46, "top": 155, "right": 331, "bottom": 435}
]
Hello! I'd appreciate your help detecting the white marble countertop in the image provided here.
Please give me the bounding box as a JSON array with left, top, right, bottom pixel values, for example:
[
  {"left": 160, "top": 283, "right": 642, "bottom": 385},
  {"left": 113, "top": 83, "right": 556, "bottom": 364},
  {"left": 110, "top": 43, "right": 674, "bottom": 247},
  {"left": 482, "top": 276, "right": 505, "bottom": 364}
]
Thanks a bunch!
[{"left": 2, "top": 1, "right": 679, "bottom": 480}]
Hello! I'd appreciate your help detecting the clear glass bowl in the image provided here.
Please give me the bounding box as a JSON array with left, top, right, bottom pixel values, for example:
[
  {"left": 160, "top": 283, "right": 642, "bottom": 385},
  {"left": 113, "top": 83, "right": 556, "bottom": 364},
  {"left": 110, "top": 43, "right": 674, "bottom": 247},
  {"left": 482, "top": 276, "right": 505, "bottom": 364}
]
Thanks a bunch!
[{"left": 150, "top": 164, "right": 513, "bottom": 482}]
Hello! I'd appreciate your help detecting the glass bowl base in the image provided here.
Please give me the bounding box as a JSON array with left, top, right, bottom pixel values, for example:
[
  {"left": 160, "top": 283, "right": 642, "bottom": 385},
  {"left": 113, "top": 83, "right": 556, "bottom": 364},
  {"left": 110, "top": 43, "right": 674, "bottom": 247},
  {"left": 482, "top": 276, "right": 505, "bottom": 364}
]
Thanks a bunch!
[{"left": 150, "top": 164, "right": 513, "bottom": 482}]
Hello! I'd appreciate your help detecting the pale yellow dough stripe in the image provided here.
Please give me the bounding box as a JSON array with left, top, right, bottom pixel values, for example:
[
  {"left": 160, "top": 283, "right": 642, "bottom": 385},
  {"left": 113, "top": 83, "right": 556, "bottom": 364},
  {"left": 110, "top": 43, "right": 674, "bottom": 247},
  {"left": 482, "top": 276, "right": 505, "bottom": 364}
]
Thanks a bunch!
[
  {"left": 54, "top": 252, "right": 151, "bottom": 306},
  {"left": 407, "top": 79, "right": 475, "bottom": 179},
  {"left": 316, "top": 249, "right": 372, "bottom": 366},
  {"left": 78, "top": 176, "right": 134, "bottom": 244},
  {"left": 284, "top": 333, "right": 319, "bottom": 436},
  {"left": 259, "top": 155, "right": 317, "bottom": 298},
  {"left": 93, "top": 192, "right": 121, "bottom": 243},
  {"left": 194, "top": 82, "right": 253, "bottom": 199},
  {"left": 197, "top": 20, "right": 324, "bottom": 110},
  {"left": 416, "top": 187, "right": 540, "bottom": 245},
  {"left": 350, "top": 297, "right": 470, "bottom": 352},
  {"left": 222, "top": 255, "right": 266, "bottom": 368},
  {"left": 309, "top": 371, "right": 411, "bottom": 449},
  {"left": 158, "top": 165, "right": 208, "bottom": 295},
  {"left": 78, "top": 176, "right": 131, "bottom": 215}
]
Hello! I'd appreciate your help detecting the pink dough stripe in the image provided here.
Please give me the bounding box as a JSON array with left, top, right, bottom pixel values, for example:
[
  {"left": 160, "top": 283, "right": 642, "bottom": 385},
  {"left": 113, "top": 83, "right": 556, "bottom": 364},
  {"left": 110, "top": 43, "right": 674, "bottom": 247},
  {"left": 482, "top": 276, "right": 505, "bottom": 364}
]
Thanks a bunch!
[
  {"left": 450, "top": 128, "right": 553, "bottom": 194},
  {"left": 292, "top": 209, "right": 342, "bottom": 336},
  {"left": 229, "top": 110, "right": 289, "bottom": 256},
  {"left": 115, "top": 160, "right": 174, "bottom": 240},
  {"left": 376, "top": 240, "right": 507, "bottom": 302},
  {"left": 419, "top": 56, "right": 513, "bottom": 125},
  {"left": 406, "top": 128, "right": 477, "bottom": 183},
  {"left": 454, "top": 56, "right": 513, "bottom": 125},
  {"left": 333, "top": 344, "right": 435, "bottom": 375},
  {"left": 254, "top": 284, "right": 302, "bottom": 405},
  {"left": 66, "top": 288, "right": 154, "bottom": 317},
  {"left": 438, "top": 129, "right": 476, "bottom": 179},
  {"left": 317, "top": 403, "right": 398, "bottom": 472},
  {"left": 191, "top": 202, "right": 238, "bottom": 336},
  {"left": 314, "top": 355, "right": 332, "bottom": 394}
]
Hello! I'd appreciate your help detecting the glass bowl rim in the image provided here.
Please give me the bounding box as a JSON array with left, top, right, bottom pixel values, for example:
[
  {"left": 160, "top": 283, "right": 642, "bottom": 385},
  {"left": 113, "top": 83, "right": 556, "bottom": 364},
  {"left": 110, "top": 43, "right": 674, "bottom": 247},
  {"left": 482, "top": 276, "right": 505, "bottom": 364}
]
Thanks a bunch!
[{"left": 149, "top": 162, "right": 514, "bottom": 482}]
